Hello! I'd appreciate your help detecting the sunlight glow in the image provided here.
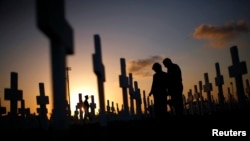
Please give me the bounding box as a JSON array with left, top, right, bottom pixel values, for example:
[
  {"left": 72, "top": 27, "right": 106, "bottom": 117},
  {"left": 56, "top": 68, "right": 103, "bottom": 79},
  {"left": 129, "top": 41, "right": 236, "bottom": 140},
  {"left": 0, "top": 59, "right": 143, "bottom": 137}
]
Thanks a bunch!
[{"left": 70, "top": 85, "right": 99, "bottom": 116}]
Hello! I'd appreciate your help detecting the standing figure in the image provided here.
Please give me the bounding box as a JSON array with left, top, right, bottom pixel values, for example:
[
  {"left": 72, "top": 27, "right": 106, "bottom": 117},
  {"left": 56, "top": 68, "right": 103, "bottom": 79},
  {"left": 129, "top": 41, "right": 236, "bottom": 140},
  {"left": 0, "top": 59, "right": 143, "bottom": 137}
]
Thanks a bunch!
[
  {"left": 83, "top": 95, "right": 91, "bottom": 121},
  {"left": 163, "top": 58, "right": 184, "bottom": 116},
  {"left": 149, "top": 62, "right": 169, "bottom": 121}
]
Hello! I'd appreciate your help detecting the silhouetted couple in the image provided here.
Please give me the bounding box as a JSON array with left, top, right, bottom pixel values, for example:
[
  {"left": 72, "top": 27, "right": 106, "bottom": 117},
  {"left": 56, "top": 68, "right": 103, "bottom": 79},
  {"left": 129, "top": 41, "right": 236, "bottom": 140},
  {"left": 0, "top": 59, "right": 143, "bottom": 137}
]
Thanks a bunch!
[{"left": 149, "top": 58, "right": 183, "bottom": 121}]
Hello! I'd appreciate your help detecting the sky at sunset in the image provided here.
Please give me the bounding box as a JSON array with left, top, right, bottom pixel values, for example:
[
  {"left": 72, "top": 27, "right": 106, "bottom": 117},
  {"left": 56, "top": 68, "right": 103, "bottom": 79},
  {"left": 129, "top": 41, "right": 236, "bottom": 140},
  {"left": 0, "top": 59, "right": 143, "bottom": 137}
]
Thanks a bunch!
[{"left": 0, "top": 0, "right": 250, "bottom": 117}]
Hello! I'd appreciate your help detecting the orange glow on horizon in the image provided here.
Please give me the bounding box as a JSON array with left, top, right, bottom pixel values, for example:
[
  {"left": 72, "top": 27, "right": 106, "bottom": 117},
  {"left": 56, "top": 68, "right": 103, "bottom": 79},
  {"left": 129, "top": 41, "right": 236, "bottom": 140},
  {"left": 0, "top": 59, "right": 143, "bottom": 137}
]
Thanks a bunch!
[{"left": 69, "top": 85, "right": 99, "bottom": 115}]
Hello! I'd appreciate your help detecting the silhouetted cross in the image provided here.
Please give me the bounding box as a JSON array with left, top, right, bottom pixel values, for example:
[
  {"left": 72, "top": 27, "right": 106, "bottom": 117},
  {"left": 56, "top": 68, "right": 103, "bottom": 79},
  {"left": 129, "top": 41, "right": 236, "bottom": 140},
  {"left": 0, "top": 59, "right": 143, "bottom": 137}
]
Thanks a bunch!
[
  {"left": 228, "top": 46, "right": 247, "bottom": 107},
  {"left": 215, "top": 62, "right": 225, "bottom": 104},
  {"left": 92, "top": 34, "right": 107, "bottom": 126},
  {"left": 4, "top": 72, "right": 23, "bottom": 117},
  {"left": 36, "top": 0, "right": 74, "bottom": 128},
  {"left": 36, "top": 83, "right": 49, "bottom": 118}
]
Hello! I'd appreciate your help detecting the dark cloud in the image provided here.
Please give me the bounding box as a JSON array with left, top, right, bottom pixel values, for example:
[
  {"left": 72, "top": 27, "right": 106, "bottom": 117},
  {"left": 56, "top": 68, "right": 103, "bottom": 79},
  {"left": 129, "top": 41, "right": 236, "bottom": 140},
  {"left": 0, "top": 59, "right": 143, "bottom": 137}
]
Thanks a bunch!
[
  {"left": 127, "top": 55, "right": 164, "bottom": 78},
  {"left": 193, "top": 20, "right": 250, "bottom": 47}
]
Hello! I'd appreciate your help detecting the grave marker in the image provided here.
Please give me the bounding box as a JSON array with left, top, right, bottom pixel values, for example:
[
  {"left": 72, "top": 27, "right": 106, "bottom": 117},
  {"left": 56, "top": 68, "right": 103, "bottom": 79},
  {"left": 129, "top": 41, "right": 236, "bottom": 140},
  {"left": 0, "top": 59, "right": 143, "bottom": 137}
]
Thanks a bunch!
[
  {"left": 198, "top": 80, "right": 205, "bottom": 114},
  {"left": 90, "top": 95, "right": 96, "bottom": 120},
  {"left": 198, "top": 81, "right": 203, "bottom": 100},
  {"left": 36, "top": 83, "right": 49, "bottom": 129},
  {"left": 215, "top": 62, "right": 225, "bottom": 105},
  {"left": 111, "top": 101, "right": 115, "bottom": 113},
  {"left": 92, "top": 34, "right": 106, "bottom": 126},
  {"left": 116, "top": 103, "right": 119, "bottom": 114},
  {"left": 194, "top": 85, "right": 200, "bottom": 101},
  {"left": 36, "top": 83, "right": 49, "bottom": 119},
  {"left": 36, "top": 0, "right": 74, "bottom": 129},
  {"left": 134, "top": 81, "right": 142, "bottom": 118},
  {"left": 4, "top": 72, "right": 23, "bottom": 117},
  {"left": 203, "top": 73, "right": 213, "bottom": 109},
  {"left": 128, "top": 73, "right": 135, "bottom": 116},
  {"left": 187, "top": 89, "right": 194, "bottom": 115},
  {"left": 194, "top": 85, "right": 201, "bottom": 114},
  {"left": 228, "top": 46, "right": 248, "bottom": 108},
  {"left": 107, "top": 100, "right": 111, "bottom": 113},
  {"left": 119, "top": 58, "right": 129, "bottom": 120}
]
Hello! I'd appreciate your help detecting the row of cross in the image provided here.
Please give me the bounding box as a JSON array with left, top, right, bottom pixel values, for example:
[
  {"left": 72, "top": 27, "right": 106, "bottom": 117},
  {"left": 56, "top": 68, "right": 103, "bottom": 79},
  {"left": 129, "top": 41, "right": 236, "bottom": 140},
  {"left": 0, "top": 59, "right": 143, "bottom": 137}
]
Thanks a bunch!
[
  {"left": 0, "top": 44, "right": 249, "bottom": 129},
  {"left": 1, "top": 0, "right": 249, "bottom": 130}
]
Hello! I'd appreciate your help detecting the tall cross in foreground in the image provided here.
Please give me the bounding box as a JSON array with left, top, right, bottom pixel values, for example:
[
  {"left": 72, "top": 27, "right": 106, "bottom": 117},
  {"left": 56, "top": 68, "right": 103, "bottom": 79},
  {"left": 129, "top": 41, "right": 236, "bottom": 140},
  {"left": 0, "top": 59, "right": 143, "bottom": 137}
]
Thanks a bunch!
[
  {"left": 36, "top": 0, "right": 74, "bottom": 129},
  {"left": 228, "top": 46, "right": 247, "bottom": 108}
]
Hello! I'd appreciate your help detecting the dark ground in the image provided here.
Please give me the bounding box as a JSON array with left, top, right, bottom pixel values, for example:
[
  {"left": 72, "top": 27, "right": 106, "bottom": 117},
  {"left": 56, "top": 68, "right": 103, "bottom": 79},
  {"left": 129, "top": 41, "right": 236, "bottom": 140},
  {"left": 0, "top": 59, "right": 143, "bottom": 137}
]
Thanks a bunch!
[{"left": 1, "top": 109, "right": 249, "bottom": 140}]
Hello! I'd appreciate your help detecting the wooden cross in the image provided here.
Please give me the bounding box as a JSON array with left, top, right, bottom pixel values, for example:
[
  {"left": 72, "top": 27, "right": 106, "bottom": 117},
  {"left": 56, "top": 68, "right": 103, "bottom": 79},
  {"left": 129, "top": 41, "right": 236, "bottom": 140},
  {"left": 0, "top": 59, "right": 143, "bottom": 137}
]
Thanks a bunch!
[
  {"left": 134, "top": 81, "right": 142, "bottom": 118},
  {"left": 194, "top": 85, "right": 202, "bottom": 114},
  {"left": 198, "top": 80, "right": 203, "bottom": 99},
  {"left": 203, "top": 73, "right": 212, "bottom": 103},
  {"left": 106, "top": 100, "right": 111, "bottom": 113},
  {"left": 36, "top": 83, "right": 49, "bottom": 118},
  {"left": 228, "top": 46, "right": 247, "bottom": 107},
  {"left": 188, "top": 89, "right": 193, "bottom": 103},
  {"left": 36, "top": 0, "right": 74, "bottom": 128},
  {"left": 188, "top": 89, "right": 193, "bottom": 114},
  {"left": 4, "top": 72, "right": 23, "bottom": 117},
  {"left": 111, "top": 101, "right": 115, "bottom": 113},
  {"left": 92, "top": 34, "right": 106, "bottom": 126},
  {"left": 194, "top": 85, "right": 199, "bottom": 100},
  {"left": 116, "top": 103, "right": 120, "bottom": 114},
  {"left": 203, "top": 73, "right": 213, "bottom": 112},
  {"left": 119, "top": 58, "right": 129, "bottom": 119},
  {"left": 128, "top": 73, "right": 135, "bottom": 115},
  {"left": 215, "top": 62, "right": 225, "bottom": 105},
  {"left": 90, "top": 95, "right": 96, "bottom": 119}
]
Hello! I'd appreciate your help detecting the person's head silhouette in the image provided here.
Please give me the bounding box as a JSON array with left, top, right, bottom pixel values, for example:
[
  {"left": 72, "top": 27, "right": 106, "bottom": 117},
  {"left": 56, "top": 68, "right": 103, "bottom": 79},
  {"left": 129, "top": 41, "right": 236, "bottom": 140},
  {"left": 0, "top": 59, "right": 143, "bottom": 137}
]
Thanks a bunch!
[
  {"left": 152, "top": 62, "right": 162, "bottom": 72},
  {"left": 162, "top": 58, "right": 172, "bottom": 68}
]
